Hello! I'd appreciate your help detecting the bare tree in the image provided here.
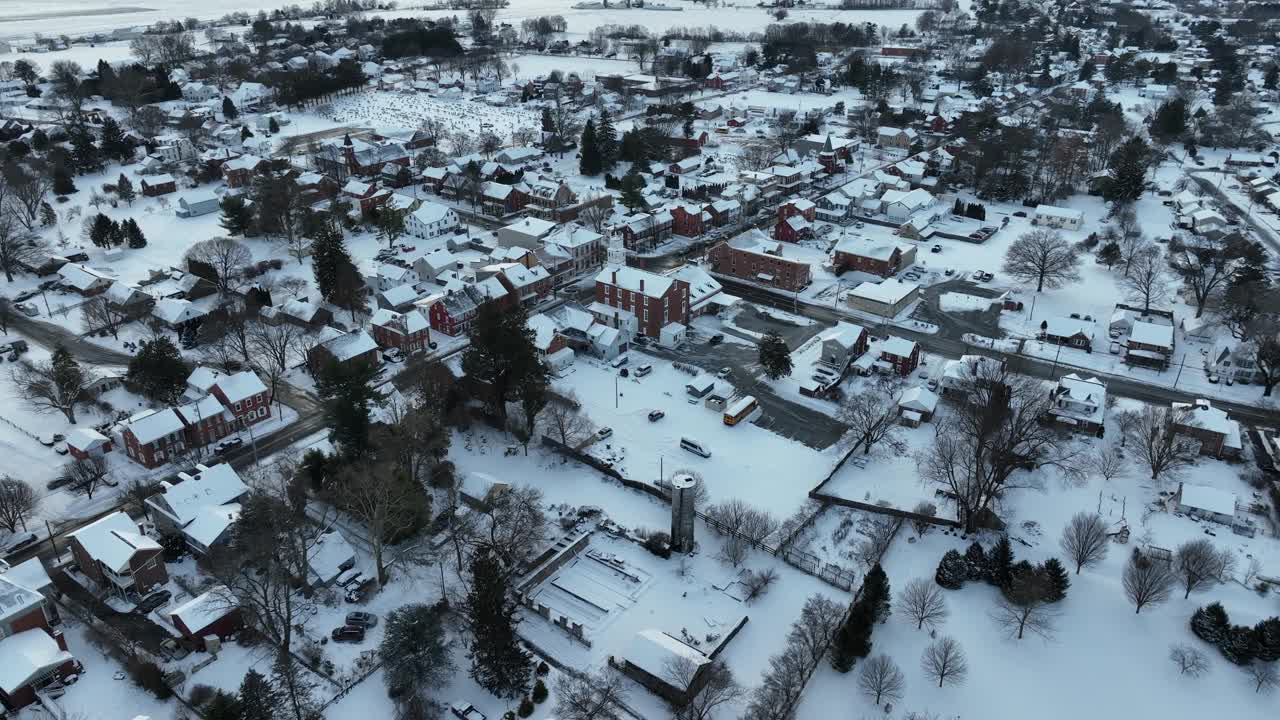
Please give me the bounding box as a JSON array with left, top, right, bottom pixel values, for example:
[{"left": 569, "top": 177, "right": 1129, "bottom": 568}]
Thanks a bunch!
[
  {"left": 1122, "top": 548, "right": 1175, "bottom": 613},
  {"left": 991, "top": 570, "right": 1057, "bottom": 640},
  {"left": 855, "top": 514, "right": 903, "bottom": 568},
  {"left": 450, "top": 131, "right": 477, "bottom": 157},
  {"left": 921, "top": 636, "right": 969, "bottom": 688},
  {"left": 9, "top": 352, "right": 96, "bottom": 423},
  {"left": 1001, "top": 228, "right": 1082, "bottom": 292},
  {"left": 1169, "top": 644, "right": 1209, "bottom": 677},
  {"left": 184, "top": 237, "right": 252, "bottom": 295},
  {"left": 1120, "top": 405, "right": 1198, "bottom": 482},
  {"left": 705, "top": 499, "right": 778, "bottom": 549},
  {"left": 121, "top": 477, "right": 158, "bottom": 519},
  {"left": 61, "top": 456, "right": 110, "bottom": 499},
  {"left": 1089, "top": 445, "right": 1127, "bottom": 482},
  {"left": 0, "top": 217, "right": 45, "bottom": 282},
  {"left": 911, "top": 501, "right": 937, "bottom": 537},
  {"left": 81, "top": 296, "right": 132, "bottom": 340},
  {"left": 247, "top": 320, "right": 307, "bottom": 399},
  {"left": 0, "top": 476, "right": 39, "bottom": 533},
  {"left": 919, "top": 362, "right": 1080, "bottom": 532},
  {"left": 737, "top": 141, "right": 775, "bottom": 172},
  {"left": 666, "top": 657, "right": 740, "bottom": 720},
  {"left": 1060, "top": 512, "right": 1110, "bottom": 574},
  {"left": 742, "top": 567, "right": 779, "bottom": 603},
  {"left": 337, "top": 462, "right": 429, "bottom": 587},
  {"left": 1173, "top": 539, "right": 1227, "bottom": 599},
  {"left": 717, "top": 534, "right": 748, "bottom": 568},
  {"left": 1121, "top": 247, "right": 1170, "bottom": 313},
  {"left": 1169, "top": 234, "right": 1241, "bottom": 318},
  {"left": 466, "top": 484, "right": 547, "bottom": 570},
  {"left": 1248, "top": 662, "right": 1279, "bottom": 693},
  {"left": 857, "top": 654, "right": 905, "bottom": 706},
  {"left": 552, "top": 669, "right": 628, "bottom": 720},
  {"left": 839, "top": 383, "right": 904, "bottom": 455},
  {"left": 4, "top": 166, "right": 54, "bottom": 231},
  {"left": 899, "top": 577, "right": 949, "bottom": 630},
  {"left": 542, "top": 391, "right": 594, "bottom": 451}
]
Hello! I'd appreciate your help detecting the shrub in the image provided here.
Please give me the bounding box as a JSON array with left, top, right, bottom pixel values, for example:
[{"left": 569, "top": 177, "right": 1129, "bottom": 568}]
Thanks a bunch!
[
  {"left": 536, "top": 661, "right": 551, "bottom": 677},
  {"left": 935, "top": 549, "right": 967, "bottom": 590},
  {"left": 517, "top": 697, "right": 534, "bottom": 717},
  {"left": 188, "top": 684, "right": 216, "bottom": 706},
  {"left": 532, "top": 678, "right": 548, "bottom": 702},
  {"left": 643, "top": 531, "right": 671, "bottom": 559},
  {"left": 128, "top": 657, "right": 172, "bottom": 699}
]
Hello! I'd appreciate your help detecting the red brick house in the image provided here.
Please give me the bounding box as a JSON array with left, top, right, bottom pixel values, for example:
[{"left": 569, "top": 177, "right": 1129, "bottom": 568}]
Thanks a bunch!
[
  {"left": 67, "top": 511, "right": 167, "bottom": 599},
  {"left": 209, "top": 370, "right": 272, "bottom": 427},
  {"left": 371, "top": 308, "right": 431, "bottom": 353},
  {"left": 341, "top": 179, "right": 392, "bottom": 213},
  {"left": 832, "top": 237, "right": 917, "bottom": 277},
  {"left": 480, "top": 181, "right": 531, "bottom": 217},
  {"left": 672, "top": 203, "right": 709, "bottom": 238},
  {"left": 879, "top": 337, "right": 920, "bottom": 376},
  {"left": 708, "top": 230, "right": 812, "bottom": 292},
  {"left": 169, "top": 588, "right": 243, "bottom": 651},
  {"left": 593, "top": 266, "right": 690, "bottom": 338},
  {"left": 1040, "top": 317, "right": 1094, "bottom": 352},
  {"left": 778, "top": 199, "right": 817, "bottom": 224},
  {"left": 178, "top": 395, "right": 236, "bottom": 450},
  {"left": 66, "top": 427, "right": 112, "bottom": 461},
  {"left": 221, "top": 154, "right": 265, "bottom": 188},
  {"left": 1172, "top": 400, "right": 1243, "bottom": 459},
  {"left": 774, "top": 214, "right": 813, "bottom": 242},
  {"left": 0, "top": 567, "right": 78, "bottom": 712},
  {"left": 140, "top": 173, "right": 177, "bottom": 197},
  {"left": 122, "top": 408, "right": 192, "bottom": 469}
]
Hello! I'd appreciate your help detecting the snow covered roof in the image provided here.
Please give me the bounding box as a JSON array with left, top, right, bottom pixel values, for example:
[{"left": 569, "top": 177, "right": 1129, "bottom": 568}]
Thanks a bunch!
[
  {"left": 596, "top": 266, "right": 673, "bottom": 298},
  {"left": 881, "top": 337, "right": 916, "bottom": 358},
  {"left": 1128, "top": 321, "right": 1173, "bottom": 348},
  {"left": 320, "top": 329, "right": 378, "bottom": 362},
  {"left": 154, "top": 298, "right": 207, "bottom": 325},
  {"left": 57, "top": 263, "right": 110, "bottom": 291},
  {"left": 184, "top": 503, "right": 242, "bottom": 548},
  {"left": 125, "top": 407, "right": 186, "bottom": 445},
  {"left": 503, "top": 216, "right": 557, "bottom": 238},
  {"left": 1033, "top": 204, "right": 1084, "bottom": 220},
  {"left": 1044, "top": 317, "right": 1093, "bottom": 339},
  {"left": 850, "top": 280, "right": 919, "bottom": 304},
  {"left": 411, "top": 201, "right": 456, "bottom": 226},
  {"left": 170, "top": 586, "right": 237, "bottom": 635},
  {"left": 68, "top": 511, "right": 160, "bottom": 573},
  {"left": 898, "top": 386, "right": 939, "bottom": 413},
  {"left": 625, "top": 629, "right": 710, "bottom": 684},
  {"left": 1178, "top": 483, "right": 1236, "bottom": 517},
  {"left": 186, "top": 366, "right": 221, "bottom": 394},
  {"left": 527, "top": 313, "right": 559, "bottom": 352},
  {"left": 0, "top": 630, "right": 73, "bottom": 694},
  {"left": 155, "top": 463, "right": 249, "bottom": 526},
  {"left": 214, "top": 370, "right": 267, "bottom": 404},
  {"left": 66, "top": 427, "right": 109, "bottom": 453},
  {"left": 307, "top": 531, "right": 356, "bottom": 585}
]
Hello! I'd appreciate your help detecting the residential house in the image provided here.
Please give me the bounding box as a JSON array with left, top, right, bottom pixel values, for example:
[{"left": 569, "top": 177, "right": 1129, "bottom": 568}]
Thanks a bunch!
[
  {"left": 371, "top": 308, "right": 431, "bottom": 354},
  {"left": 708, "top": 229, "right": 812, "bottom": 291},
  {"left": 1046, "top": 374, "right": 1106, "bottom": 435},
  {"left": 307, "top": 328, "right": 379, "bottom": 372},
  {"left": 1126, "top": 320, "right": 1175, "bottom": 369},
  {"left": 405, "top": 202, "right": 460, "bottom": 240},
  {"left": 497, "top": 217, "right": 557, "bottom": 249},
  {"left": 939, "top": 354, "right": 1007, "bottom": 398},
  {"left": 897, "top": 386, "right": 939, "bottom": 426},
  {"left": 141, "top": 174, "right": 176, "bottom": 197},
  {"left": 832, "top": 236, "right": 916, "bottom": 277},
  {"left": 67, "top": 512, "right": 166, "bottom": 599},
  {"left": 544, "top": 224, "right": 605, "bottom": 279},
  {"left": 313, "top": 136, "right": 410, "bottom": 181},
  {"left": 880, "top": 188, "right": 935, "bottom": 222},
  {"left": 168, "top": 587, "right": 243, "bottom": 650},
  {"left": 878, "top": 337, "right": 920, "bottom": 376},
  {"left": 57, "top": 264, "right": 112, "bottom": 296},
  {"left": 209, "top": 370, "right": 271, "bottom": 427},
  {"left": 176, "top": 190, "right": 221, "bottom": 218},
  {"left": 1032, "top": 205, "right": 1085, "bottom": 231},
  {"left": 1041, "top": 317, "right": 1094, "bottom": 351},
  {"left": 479, "top": 181, "right": 530, "bottom": 217},
  {"left": 491, "top": 263, "right": 552, "bottom": 306},
  {"left": 1174, "top": 483, "right": 1237, "bottom": 525},
  {"left": 672, "top": 203, "right": 711, "bottom": 238},
  {"left": 146, "top": 463, "right": 248, "bottom": 555},
  {"left": 525, "top": 177, "right": 578, "bottom": 220},
  {"left": 593, "top": 265, "right": 690, "bottom": 338},
  {"left": 877, "top": 126, "right": 918, "bottom": 149},
  {"left": 1173, "top": 399, "right": 1243, "bottom": 458},
  {"left": 66, "top": 427, "right": 112, "bottom": 461},
  {"left": 122, "top": 408, "right": 190, "bottom": 468},
  {"left": 425, "top": 284, "right": 506, "bottom": 336},
  {"left": 617, "top": 210, "right": 673, "bottom": 252},
  {"left": 1207, "top": 342, "right": 1262, "bottom": 384},
  {"left": 221, "top": 154, "right": 265, "bottom": 188},
  {"left": 0, "top": 570, "right": 77, "bottom": 711},
  {"left": 666, "top": 265, "right": 731, "bottom": 317}
]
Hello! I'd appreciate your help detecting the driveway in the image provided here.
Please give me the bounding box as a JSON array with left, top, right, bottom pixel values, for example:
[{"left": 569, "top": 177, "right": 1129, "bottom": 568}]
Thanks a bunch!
[
  {"left": 912, "top": 278, "right": 1006, "bottom": 342},
  {"left": 51, "top": 568, "right": 173, "bottom": 654}
]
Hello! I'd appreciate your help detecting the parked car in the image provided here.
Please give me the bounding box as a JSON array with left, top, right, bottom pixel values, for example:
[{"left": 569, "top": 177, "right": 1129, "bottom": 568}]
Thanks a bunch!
[
  {"left": 134, "top": 590, "right": 172, "bottom": 615},
  {"left": 596, "top": 427, "right": 613, "bottom": 440},
  {"left": 944, "top": 268, "right": 955, "bottom": 276},
  {"left": 708, "top": 334, "right": 724, "bottom": 345},
  {"left": 635, "top": 364, "right": 653, "bottom": 377},
  {"left": 12, "top": 290, "right": 38, "bottom": 303},
  {"left": 1109, "top": 342, "right": 1122, "bottom": 354},
  {"left": 16, "top": 303, "right": 39, "bottom": 317},
  {"left": 648, "top": 410, "right": 665, "bottom": 422},
  {"left": 382, "top": 348, "right": 404, "bottom": 363},
  {"left": 1, "top": 531, "right": 38, "bottom": 557},
  {"left": 331, "top": 626, "right": 366, "bottom": 643},
  {"left": 216, "top": 438, "right": 245, "bottom": 455},
  {"left": 451, "top": 702, "right": 487, "bottom": 720},
  {"left": 717, "top": 367, "right": 732, "bottom": 379},
  {"left": 930, "top": 244, "right": 942, "bottom": 253},
  {"left": 927, "top": 379, "right": 940, "bottom": 392},
  {"left": 345, "top": 612, "right": 378, "bottom": 628},
  {"left": 53, "top": 443, "right": 68, "bottom": 456},
  {"left": 971, "top": 270, "right": 985, "bottom": 282},
  {"left": 981, "top": 272, "right": 995, "bottom": 282}
]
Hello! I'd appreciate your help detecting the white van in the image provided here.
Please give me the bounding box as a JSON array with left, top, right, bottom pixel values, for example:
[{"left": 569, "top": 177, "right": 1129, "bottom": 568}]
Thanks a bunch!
[
  {"left": 610, "top": 354, "right": 629, "bottom": 369},
  {"left": 680, "top": 437, "right": 711, "bottom": 458},
  {"left": 635, "top": 364, "right": 653, "bottom": 377}
]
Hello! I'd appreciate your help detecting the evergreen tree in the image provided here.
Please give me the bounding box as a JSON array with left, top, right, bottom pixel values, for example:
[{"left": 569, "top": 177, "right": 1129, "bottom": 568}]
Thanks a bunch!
[
  {"left": 116, "top": 174, "right": 135, "bottom": 205},
  {"left": 963, "top": 541, "right": 989, "bottom": 582},
  {"left": 540, "top": 107, "right": 554, "bottom": 133},
  {"left": 108, "top": 219, "right": 126, "bottom": 247},
  {"left": 831, "top": 601, "right": 873, "bottom": 672},
  {"left": 223, "top": 96, "right": 240, "bottom": 120},
  {"left": 219, "top": 195, "right": 254, "bottom": 236},
  {"left": 462, "top": 302, "right": 545, "bottom": 425},
  {"left": 127, "top": 338, "right": 191, "bottom": 404},
  {"left": 1102, "top": 136, "right": 1152, "bottom": 206},
  {"left": 271, "top": 650, "right": 318, "bottom": 720},
  {"left": 68, "top": 125, "right": 102, "bottom": 174},
  {"left": 99, "top": 117, "right": 130, "bottom": 163},
  {"left": 238, "top": 669, "right": 280, "bottom": 720},
  {"left": 268, "top": 117, "right": 280, "bottom": 134},
  {"left": 597, "top": 109, "right": 617, "bottom": 169},
  {"left": 989, "top": 536, "right": 1015, "bottom": 591},
  {"left": 204, "top": 692, "right": 242, "bottom": 720},
  {"left": 863, "top": 563, "right": 891, "bottom": 623},
  {"left": 52, "top": 165, "right": 76, "bottom": 195},
  {"left": 241, "top": 126, "right": 254, "bottom": 141},
  {"left": 465, "top": 548, "right": 532, "bottom": 698},
  {"left": 1041, "top": 557, "right": 1070, "bottom": 602},
  {"left": 1097, "top": 240, "right": 1121, "bottom": 268},
  {"left": 683, "top": 116, "right": 694, "bottom": 139},
  {"left": 124, "top": 218, "right": 147, "bottom": 248},
  {"left": 619, "top": 166, "right": 646, "bottom": 212},
  {"left": 579, "top": 119, "right": 601, "bottom": 175},
  {"left": 1151, "top": 98, "right": 1187, "bottom": 141},
  {"left": 316, "top": 355, "right": 383, "bottom": 459},
  {"left": 1265, "top": 65, "right": 1279, "bottom": 90},
  {"left": 531, "top": 679, "right": 548, "bottom": 703},
  {"left": 89, "top": 213, "right": 114, "bottom": 248},
  {"left": 311, "top": 223, "right": 349, "bottom": 301},
  {"left": 381, "top": 603, "right": 455, "bottom": 715},
  {"left": 935, "top": 549, "right": 967, "bottom": 589},
  {"left": 1252, "top": 617, "right": 1280, "bottom": 663},
  {"left": 1078, "top": 61, "right": 1095, "bottom": 81},
  {"left": 31, "top": 129, "right": 48, "bottom": 152},
  {"left": 39, "top": 202, "right": 56, "bottom": 227},
  {"left": 1212, "top": 75, "right": 1233, "bottom": 107},
  {"left": 758, "top": 332, "right": 793, "bottom": 379},
  {"left": 1220, "top": 624, "right": 1256, "bottom": 665},
  {"left": 1190, "top": 602, "right": 1230, "bottom": 645}
]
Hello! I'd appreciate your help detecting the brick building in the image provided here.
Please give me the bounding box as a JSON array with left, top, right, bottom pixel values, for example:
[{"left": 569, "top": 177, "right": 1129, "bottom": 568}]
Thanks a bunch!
[
  {"left": 708, "top": 230, "right": 812, "bottom": 292},
  {"left": 593, "top": 266, "right": 690, "bottom": 338},
  {"left": 67, "top": 511, "right": 168, "bottom": 600}
]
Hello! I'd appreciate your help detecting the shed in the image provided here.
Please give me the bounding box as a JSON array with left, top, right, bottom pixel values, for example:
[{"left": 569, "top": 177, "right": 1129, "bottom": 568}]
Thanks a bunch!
[{"left": 168, "top": 586, "right": 242, "bottom": 649}]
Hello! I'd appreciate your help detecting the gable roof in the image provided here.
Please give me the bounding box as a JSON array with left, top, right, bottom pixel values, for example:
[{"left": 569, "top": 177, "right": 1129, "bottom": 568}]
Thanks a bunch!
[
  {"left": 150, "top": 463, "right": 249, "bottom": 527},
  {"left": 68, "top": 511, "right": 161, "bottom": 572}
]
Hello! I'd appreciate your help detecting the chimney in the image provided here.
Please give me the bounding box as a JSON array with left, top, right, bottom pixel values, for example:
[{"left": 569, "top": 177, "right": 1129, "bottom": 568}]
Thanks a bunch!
[
  {"left": 639, "top": 278, "right": 645, "bottom": 292},
  {"left": 612, "top": 270, "right": 617, "bottom": 285}
]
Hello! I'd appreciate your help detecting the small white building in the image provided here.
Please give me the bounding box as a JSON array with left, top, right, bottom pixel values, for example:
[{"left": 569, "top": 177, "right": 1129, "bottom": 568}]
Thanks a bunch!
[
  {"left": 1033, "top": 205, "right": 1085, "bottom": 231},
  {"left": 1175, "top": 483, "right": 1236, "bottom": 525},
  {"left": 405, "top": 202, "right": 460, "bottom": 240}
]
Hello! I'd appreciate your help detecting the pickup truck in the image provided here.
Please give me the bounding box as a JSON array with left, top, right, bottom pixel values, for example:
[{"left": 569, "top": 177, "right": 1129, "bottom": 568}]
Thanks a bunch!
[{"left": 450, "top": 702, "right": 487, "bottom": 720}]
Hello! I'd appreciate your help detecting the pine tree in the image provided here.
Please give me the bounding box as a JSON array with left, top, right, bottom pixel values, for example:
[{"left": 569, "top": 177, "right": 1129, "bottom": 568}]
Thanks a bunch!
[
  {"left": 597, "top": 109, "right": 617, "bottom": 169},
  {"left": 1102, "top": 136, "right": 1151, "bottom": 206},
  {"left": 989, "top": 536, "right": 1015, "bottom": 590},
  {"left": 1097, "top": 240, "right": 1121, "bottom": 268},
  {"left": 683, "top": 116, "right": 694, "bottom": 139},
  {"left": 312, "top": 223, "right": 350, "bottom": 303},
  {"left": 271, "top": 650, "right": 318, "bottom": 720},
  {"left": 89, "top": 213, "right": 114, "bottom": 248},
  {"left": 1252, "top": 617, "right": 1280, "bottom": 662},
  {"left": 127, "top": 338, "right": 190, "bottom": 404},
  {"left": 619, "top": 167, "right": 646, "bottom": 212},
  {"left": 241, "top": 126, "right": 254, "bottom": 141},
  {"left": 541, "top": 107, "right": 554, "bottom": 133},
  {"left": 381, "top": 603, "right": 455, "bottom": 714},
  {"left": 1041, "top": 557, "right": 1070, "bottom": 602},
  {"left": 1220, "top": 624, "right": 1256, "bottom": 665},
  {"left": 1265, "top": 65, "right": 1279, "bottom": 90},
  {"left": 68, "top": 125, "right": 102, "bottom": 174},
  {"left": 465, "top": 548, "right": 532, "bottom": 698},
  {"left": 219, "top": 195, "right": 254, "bottom": 236},
  {"left": 109, "top": 219, "right": 126, "bottom": 247},
  {"left": 935, "top": 549, "right": 967, "bottom": 589},
  {"left": 863, "top": 563, "right": 891, "bottom": 623},
  {"left": 99, "top": 117, "right": 130, "bottom": 163},
  {"left": 39, "top": 202, "right": 56, "bottom": 227},
  {"left": 963, "top": 541, "right": 988, "bottom": 582},
  {"left": 124, "top": 218, "right": 147, "bottom": 248},
  {"left": 268, "top": 117, "right": 280, "bottom": 134},
  {"left": 204, "top": 692, "right": 242, "bottom": 720},
  {"left": 1212, "top": 75, "right": 1233, "bottom": 107},
  {"left": 53, "top": 166, "right": 76, "bottom": 195},
  {"left": 1151, "top": 98, "right": 1187, "bottom": 141},
  {"left": 531, "top": 679, "right": 548, "bottom": 703},
  {"left": 238, "top": 669, "right": 280, "bottom": 720},
  {"left": 223, "top": 96, "right": 240, "bottom": 119},
  {"left": 758, "top": 332, "right": 793, "bottom": 379},
  {"left": 116, "top": 174, "right": 135, "bottom": 205},
  {"left": 831, "top": 602, "right": 873, "bottom": 672},
  {"left": 31, "top": 129, "right": 48, "bottom": 152},
  {"left": 1190, "top": 602, "right": 1230, "bottom": 645},
  {"left": 579, "top": 119, "right": 601, "bottom": 175}
]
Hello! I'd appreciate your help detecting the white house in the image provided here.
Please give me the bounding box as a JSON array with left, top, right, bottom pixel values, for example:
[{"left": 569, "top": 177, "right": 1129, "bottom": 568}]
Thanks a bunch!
[
  {"left": 1033, "top": 205, "right": 1085, "bottom": 231},
  {"left": 880, "top": 188, "right": 935, "bottom": 222},
  {"left": 1175, "top": 483, "right": 1236, "bottom": 525},
  {"left": 405, "top": 202, "right": 460, "bottom": 240}
]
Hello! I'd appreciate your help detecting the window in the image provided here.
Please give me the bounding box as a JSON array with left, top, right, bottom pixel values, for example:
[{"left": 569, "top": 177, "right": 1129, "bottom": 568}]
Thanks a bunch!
[{"left": 234, "top": 402, "right": 242, "bottom": 412}]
